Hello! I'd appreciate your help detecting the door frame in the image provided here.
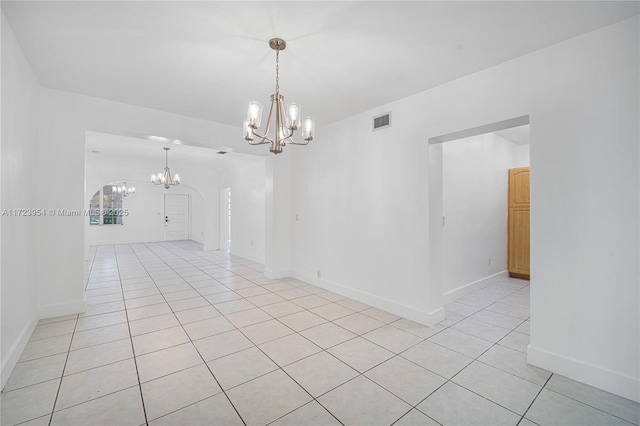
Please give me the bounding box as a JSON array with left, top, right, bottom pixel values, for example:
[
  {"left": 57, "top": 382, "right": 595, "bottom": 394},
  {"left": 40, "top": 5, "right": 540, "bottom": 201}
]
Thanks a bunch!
[
  {"left": 219, "top": 188, "right": 231, "bottom": 251},
  {"left": 428, "top": 115, "right": 531, "bottom": 304}
]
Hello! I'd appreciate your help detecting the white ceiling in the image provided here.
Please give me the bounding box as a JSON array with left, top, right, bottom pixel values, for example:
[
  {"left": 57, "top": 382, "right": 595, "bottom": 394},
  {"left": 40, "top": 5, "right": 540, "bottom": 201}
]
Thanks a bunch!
[
  {"left": 3, "top": 1, "right": 638, "bottom": 131},
  {"left": 85, "top": 131, "right": 261, "bottom": 171}
]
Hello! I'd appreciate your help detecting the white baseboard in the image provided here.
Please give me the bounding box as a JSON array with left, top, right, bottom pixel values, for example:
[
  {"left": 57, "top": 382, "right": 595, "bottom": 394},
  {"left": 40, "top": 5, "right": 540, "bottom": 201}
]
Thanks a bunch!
[
  {"left": 528, "top": 345, "right": 640, "bottom": 403},
  {"left": 291, "top": 270, "right": 445, "bottom": 326},
  {"left": 264, "top": 269, "right": 291, "bottom": 280},
  {"left": 202, "top": 241, "right": 217, "bottom": 251},
  {"left": 1, "top": 317, "right": 38, "bottom": 389},
  {"left": 3, "top": 299, "right": 86, "bottom": 389},
  {"left": 230, "top": 250, "right": 265, "bottom": 266},
  {"left": 442, "top": 271, "right": 508, "bottom": 304},
  {"left": 37, "top": 299, "right": 86, "bottom": 319}
]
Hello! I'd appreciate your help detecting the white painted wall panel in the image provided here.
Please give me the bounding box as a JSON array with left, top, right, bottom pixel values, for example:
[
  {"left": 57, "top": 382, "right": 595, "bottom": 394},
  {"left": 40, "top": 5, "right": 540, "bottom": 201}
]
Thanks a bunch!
[
  {"left": 1, "top": 13, "right": 41, "bottom": 386},
  {"left": 219, "top": 157, "right": 266, "bottom": 265},
  {"left": 290, "top": 17, "right": 639, "bottom": 400}
]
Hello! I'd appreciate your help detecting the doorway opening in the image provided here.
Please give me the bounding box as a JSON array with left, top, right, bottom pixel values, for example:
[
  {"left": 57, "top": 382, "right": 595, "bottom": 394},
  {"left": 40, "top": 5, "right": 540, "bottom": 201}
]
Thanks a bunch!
[
  {"left": 428, "top": 115, "right": 531, "bottom": 304},
  {"left": 219, "top": 188, "right": 231, "bottom": 252}
]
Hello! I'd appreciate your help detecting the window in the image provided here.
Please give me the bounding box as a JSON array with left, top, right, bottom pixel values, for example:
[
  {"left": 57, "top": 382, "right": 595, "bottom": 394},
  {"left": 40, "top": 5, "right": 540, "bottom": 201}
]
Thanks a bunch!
[{"left": 89, "top": 185, "right": 124, "bottom": 225}]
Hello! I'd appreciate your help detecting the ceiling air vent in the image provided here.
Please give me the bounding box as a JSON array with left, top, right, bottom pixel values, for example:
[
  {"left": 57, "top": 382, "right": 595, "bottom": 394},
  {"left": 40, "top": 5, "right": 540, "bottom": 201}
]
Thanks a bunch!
[{"left": 373, "top": 112, "right": 391, "bottom": 131}]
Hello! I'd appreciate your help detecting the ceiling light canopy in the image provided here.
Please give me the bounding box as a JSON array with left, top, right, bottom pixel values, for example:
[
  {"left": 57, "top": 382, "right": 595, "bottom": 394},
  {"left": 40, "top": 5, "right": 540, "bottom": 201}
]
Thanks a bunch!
[
  {"left": 151, "top": 147, "right": 181, "bottom": 189},
  {"left": 244, "top": 38, "right": 315, "bottom": 154}
]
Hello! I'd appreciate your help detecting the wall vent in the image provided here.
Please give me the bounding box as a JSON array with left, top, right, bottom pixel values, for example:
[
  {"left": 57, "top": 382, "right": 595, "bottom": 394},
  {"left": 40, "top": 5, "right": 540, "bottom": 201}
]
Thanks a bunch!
[{"left": 373, "top": 112, "right": 391, "bottom": 131}]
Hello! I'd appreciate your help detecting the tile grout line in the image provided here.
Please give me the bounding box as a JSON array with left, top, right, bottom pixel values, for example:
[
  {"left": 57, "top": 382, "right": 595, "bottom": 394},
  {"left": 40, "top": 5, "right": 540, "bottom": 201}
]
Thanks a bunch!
[
  {"left": 46, "top": 304, "right": 81, "bottom": 425},
  {"left": 518, "top": 373, "right": 554, "bottom": 425},
  {"left": 155, "top": 241, "right": 342, "bottom": 426},
  {"left": 64, "top": 242, "right": 606, "bottom": 426},
  {"left": 83, "top": 245, "right": 634, "bottom": 425},
  {"left": 138, "top": 242, "right": 344, "bottom": 425},
  {"left": 129, "top": 241, "right": 248, "bottom": 425},
  {"left": 115, "top": 244, "right": 150, "bottom": 426},
  {"left": 405, "top": 303, "right": 538, "bottom": 422},
  {"left": 102, "top": 241, "right": 497, "bottom": 425},
  {"left": 93, "top": 242, "right": 531, "bottom": 426}
]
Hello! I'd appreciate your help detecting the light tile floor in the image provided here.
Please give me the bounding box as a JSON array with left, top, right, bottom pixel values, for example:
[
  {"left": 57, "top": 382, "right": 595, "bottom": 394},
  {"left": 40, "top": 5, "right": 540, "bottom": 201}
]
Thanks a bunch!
[{"left": 2, "top": 240, "right": 638, "bottom": 425}]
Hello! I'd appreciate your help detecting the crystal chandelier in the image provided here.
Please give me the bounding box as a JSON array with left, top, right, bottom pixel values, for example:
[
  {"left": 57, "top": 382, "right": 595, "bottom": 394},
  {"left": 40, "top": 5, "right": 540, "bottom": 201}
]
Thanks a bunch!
[
  {"left": 112, "top": 182, "right": 135, "bottom": 197},
  {"left": 151, "top": 147, "right": 181, "bottom": 189},
  {"left": 244, "top": 38, "right": 315, "bottom": 154}
]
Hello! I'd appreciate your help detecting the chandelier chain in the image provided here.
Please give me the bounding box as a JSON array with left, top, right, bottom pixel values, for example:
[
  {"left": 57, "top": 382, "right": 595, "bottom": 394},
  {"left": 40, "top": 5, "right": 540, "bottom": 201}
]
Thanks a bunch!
[{"left": 275, "top": 49, "right": 280, "bottom": 94}]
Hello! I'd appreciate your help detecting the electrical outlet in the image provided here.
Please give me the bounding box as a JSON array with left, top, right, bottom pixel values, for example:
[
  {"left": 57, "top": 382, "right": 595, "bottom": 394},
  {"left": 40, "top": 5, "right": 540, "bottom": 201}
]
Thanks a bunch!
[{"left": 317, "top": 270, "right": 321, "bottom": 279}]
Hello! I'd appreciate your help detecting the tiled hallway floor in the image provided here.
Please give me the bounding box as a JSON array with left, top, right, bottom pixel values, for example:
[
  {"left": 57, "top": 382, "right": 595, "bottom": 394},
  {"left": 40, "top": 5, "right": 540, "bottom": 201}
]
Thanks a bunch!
[{"left": 2, "top": 241, "right": 638, "bottom": 425}]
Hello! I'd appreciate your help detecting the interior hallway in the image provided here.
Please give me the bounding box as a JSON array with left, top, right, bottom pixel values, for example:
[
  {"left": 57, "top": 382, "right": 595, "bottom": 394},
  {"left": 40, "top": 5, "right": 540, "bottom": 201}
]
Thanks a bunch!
[{"left": 1, "top": 241, "right": 637, "bottom": 426}]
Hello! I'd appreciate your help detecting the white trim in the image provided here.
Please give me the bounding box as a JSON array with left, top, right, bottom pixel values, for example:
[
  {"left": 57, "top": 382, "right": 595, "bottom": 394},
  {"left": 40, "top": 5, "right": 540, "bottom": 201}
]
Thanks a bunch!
[
  {"left": 1, "top": 317, "right": 38, "bottom": 388},
  {"left": 37, "top": 299, "right": 86, "bottom": 320},
  {"left": 291, "top": 270, "right": 444, "bottom": 326},
  {"left": 230, "top": 250, "right": 264, "bottom": 267},
  {"left": 528, "top": 344, "right": 640, "bottom": 403},
  {"left": 442, "top": 271, "right": 508, "bottom": 304},
  {"left": 429, "top": 115, "right": 530, "bottom": 144},
  {"left": 264, "top": 269, "right": 291, "bottom": 280}
]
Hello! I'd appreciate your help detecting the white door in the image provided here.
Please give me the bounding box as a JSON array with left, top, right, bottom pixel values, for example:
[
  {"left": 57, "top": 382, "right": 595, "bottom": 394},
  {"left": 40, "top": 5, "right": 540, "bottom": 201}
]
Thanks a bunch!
[
  {"left": 164, "top": 194, "right": 190, "bottom": 240},
  {"left": 219, "top": 188, "right": 231, "bottom": 251}
]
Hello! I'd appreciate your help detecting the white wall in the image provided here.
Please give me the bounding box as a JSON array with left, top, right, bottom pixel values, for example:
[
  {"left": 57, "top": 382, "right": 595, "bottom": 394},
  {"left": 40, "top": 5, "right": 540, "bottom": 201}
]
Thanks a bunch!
[
  {"left": 265, "top": 154, "right": 292, "bottom": 278},
  {"left": 290, "top": 102, "right": 438, "bottom": 324},
  {"left": 86, "top": 183, "right": 205, "bottom": 245},
  {"left": 442, "top": 133, "right": 529, "bottom": 299},
  {"left": 84, "top": 133, "right": 222, "bottom": 246},
  {"left": 516, "top": 143, "right": 530, "bottom": 168},
  {"left": 291, "top": 17, "right": 639, "bottom": 401},
  {"left": 32, "top": 88, "right": 244, "bottom": 323},
  {"left": 219, "top": 156, "right": 267, "bottom": 264},
  {"left": 1, "top": 13, "right": 41, "bottom": 387}
]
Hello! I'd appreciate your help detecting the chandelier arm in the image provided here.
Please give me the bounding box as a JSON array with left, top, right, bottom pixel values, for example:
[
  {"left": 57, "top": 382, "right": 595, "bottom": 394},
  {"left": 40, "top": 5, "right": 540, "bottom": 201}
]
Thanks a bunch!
[
  {"left": 275, "top": 95, "right": 297, "bottom": 149},
  {"left": 277, "top": 97, "right": 290, "bottom": 134},
  {"left": 262, "top": 95, "right": 276, "bottom": 139},
  {"left": 286, "top": 139, "right": 311, "bottom": 146},
  {"left": 247, "top": 129, "right": 273, "bottom": 145},
  {"left": 247, "top": 93, "right": 278, "bottom": 145}
]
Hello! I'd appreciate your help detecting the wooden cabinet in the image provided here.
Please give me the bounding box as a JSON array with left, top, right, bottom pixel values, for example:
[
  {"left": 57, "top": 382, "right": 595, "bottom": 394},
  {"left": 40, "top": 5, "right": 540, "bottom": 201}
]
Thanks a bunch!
[{"left": 508, "top": 167, "right": 530, "bottom": 279}]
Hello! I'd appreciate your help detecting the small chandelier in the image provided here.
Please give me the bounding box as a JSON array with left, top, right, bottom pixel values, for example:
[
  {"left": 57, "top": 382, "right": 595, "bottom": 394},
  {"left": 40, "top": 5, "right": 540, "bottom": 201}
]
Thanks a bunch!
[
  {"left": 151, "top": 147, "right": 181, "bottom": 189},
  {"left": 244, "top": 38, "right": 315, "bottom": 154},
  {"left": 112, "top": 182, "right": 135, "bottom": 197}
]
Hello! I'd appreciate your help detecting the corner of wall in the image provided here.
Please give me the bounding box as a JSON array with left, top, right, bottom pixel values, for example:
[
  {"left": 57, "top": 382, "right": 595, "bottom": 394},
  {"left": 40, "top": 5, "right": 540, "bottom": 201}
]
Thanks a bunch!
[
  {"left": 528, "top": 344, "right": 640, "bottom": 403},
  {"left": 263, "top": 268, "right": 290, "bottom": 280},
  {"left": 37, "top": 299, "right": 86, "bottom": 320},
  {"left": 291, "top": 269, "right": 445, "bottom": 327},
  {"left": 442, "top": 271, "right": 508, "bottom": 304},
  {"left": 1, "top": 317, "right": 38, "bottom": 389}
]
